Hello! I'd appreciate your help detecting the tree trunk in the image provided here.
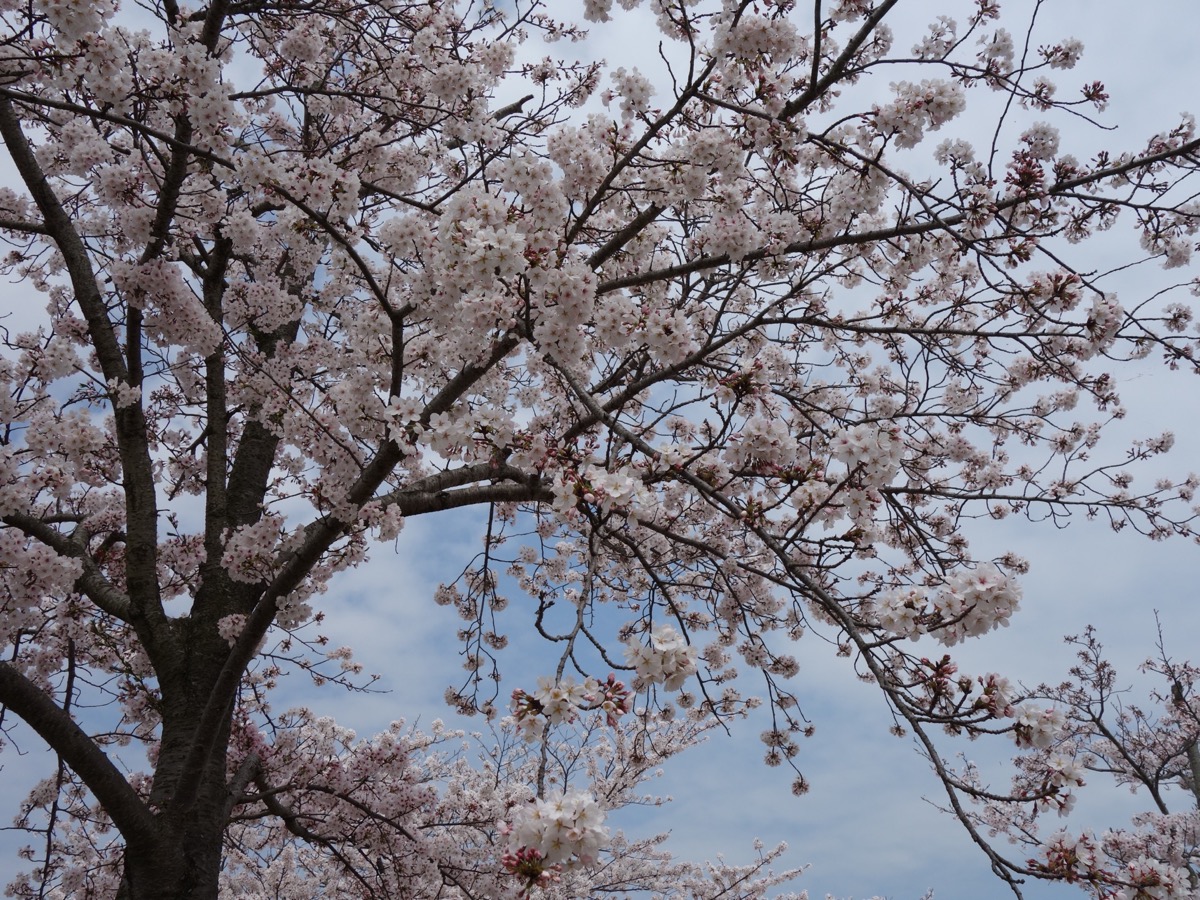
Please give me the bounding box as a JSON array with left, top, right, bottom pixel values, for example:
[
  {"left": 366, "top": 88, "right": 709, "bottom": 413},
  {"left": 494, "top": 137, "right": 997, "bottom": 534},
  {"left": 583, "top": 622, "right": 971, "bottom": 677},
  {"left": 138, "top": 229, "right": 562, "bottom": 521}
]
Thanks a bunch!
[
  {"left": 118, "top": 645, "right": 238, "bottom": 900},
  {"left": 119, "top": 818, "right": 222, "bottom": 900},
  {"left": 118, "top": 744, "right": 233, "bottom": 899}
]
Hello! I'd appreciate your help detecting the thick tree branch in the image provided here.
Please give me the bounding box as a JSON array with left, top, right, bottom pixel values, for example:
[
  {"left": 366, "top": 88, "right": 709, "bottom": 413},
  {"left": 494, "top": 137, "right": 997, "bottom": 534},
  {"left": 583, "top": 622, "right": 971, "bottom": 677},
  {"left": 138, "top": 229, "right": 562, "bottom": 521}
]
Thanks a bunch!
[
  {"left": 0, "top": 216, "right": 45, "bottom": 234},
  {"left": 0, "top": 97, "right": 173, "bottom": 670},
  {"left": 0, "top": 662, "right": 160, "bottom": 850},
  {"left": 393, "top": 478, "right": 549, "bottom": 517},
  {"left": 0, "top": 99, "right": 128, "bottom": 385},
  {"left": 375, "top": 462, "right": 544, "bottom": 510},
  {"left": 173, "top": 333, "right": 525, "bottom": 814},
  {"left": 781, "top": 0, "right": 903, "bottom": 120},
  {"left": 2, "top": 514, "right": 131, "bottom": 621},
  {"left": 588, "top": 202, "right": 665, "bottom": 271}
]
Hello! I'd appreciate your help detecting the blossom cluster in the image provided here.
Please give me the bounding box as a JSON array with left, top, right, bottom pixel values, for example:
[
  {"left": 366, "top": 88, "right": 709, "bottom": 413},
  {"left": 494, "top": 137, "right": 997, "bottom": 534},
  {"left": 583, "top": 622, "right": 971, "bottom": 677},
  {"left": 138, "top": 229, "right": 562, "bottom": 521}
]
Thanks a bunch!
[
  {"left": 503, "top": 791, "right": 609, "bottom": 867},
  {"left": 552, "top": 464, "right": 654, "bottom": 518},
  {"left": 510, "top": 674, "right": 633, "bottom": 741},
  {"left": 829, "top": 422, "right": 903, "bottom": 488},
  {"left": 624, "top": 624, "right": 698, "bottom": 691},
  {"left": 220, "top": 514, "right": 287, "bottom": 586},
  {"left": 874, "top": 563, "right": 1021, "bottom": 644},
  {"left": 499, "top": 845, "right": 560, "bottom": 895},
  {"left": 37, "top": 0, "right": 116, "bottom": 45},
  {"left": 1036, "top": 830, "right": 1193, "bottom": 898},
  {"left": 874, "top": 79, "right": 966, "bottom": 148},
  {"left": 936, "top": 565, "right": 1023, "bottom": 645},
  {"left": 1012, "top": 704, "right": 1067, "bottom": 751}
]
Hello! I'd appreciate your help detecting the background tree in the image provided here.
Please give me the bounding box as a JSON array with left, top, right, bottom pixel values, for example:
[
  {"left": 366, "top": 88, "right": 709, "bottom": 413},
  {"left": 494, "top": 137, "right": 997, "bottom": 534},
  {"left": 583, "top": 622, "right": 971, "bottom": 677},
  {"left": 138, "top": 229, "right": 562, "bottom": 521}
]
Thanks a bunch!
[
  {"left": 934, "top": 622, "right": 1198, "bottom": 898},
  {"left": 0, "top": 0, "right": 1198, "bottom": 897}
]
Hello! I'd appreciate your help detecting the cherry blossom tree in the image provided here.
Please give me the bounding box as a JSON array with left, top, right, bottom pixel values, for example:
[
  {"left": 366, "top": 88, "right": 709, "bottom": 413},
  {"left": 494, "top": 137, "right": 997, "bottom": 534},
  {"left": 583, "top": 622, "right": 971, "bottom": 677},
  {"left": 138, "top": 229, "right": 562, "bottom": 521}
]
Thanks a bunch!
[{"left": 0, "top": 0, "right": 1197, "bottom": 897}]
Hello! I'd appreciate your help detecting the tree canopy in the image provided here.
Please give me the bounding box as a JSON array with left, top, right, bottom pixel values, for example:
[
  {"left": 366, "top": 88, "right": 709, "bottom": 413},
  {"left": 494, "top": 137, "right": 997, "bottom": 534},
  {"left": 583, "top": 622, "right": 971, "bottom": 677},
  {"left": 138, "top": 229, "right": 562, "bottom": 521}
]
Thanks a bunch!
[{"left": 0, "top": 1, "right": 1199, "bottom": 897}]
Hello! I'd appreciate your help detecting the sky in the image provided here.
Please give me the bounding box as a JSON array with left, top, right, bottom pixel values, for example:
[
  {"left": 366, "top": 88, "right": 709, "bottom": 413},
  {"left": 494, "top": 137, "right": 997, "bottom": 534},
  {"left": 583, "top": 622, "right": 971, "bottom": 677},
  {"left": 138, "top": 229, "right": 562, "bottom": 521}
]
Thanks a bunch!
[{"left": 1, "top": 1, "right": 1200, "bottom": 899}]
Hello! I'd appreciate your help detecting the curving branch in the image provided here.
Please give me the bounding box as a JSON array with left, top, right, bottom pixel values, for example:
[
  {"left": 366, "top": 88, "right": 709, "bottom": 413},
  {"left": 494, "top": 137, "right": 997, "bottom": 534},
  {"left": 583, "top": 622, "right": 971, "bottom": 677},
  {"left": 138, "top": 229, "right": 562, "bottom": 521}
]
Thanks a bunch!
[{"left": 0, "top": 662, "right": 159, "bottom": 850}]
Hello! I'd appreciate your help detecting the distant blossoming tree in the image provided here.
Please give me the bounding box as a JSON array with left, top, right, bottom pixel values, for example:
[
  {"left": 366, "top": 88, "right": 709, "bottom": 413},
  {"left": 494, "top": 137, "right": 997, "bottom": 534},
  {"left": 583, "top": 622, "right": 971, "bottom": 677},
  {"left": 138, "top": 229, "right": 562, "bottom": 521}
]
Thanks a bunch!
[
  {"left": 967, "top": 624, "right": 1200, "bottom": 899},
  {"left": 0, "top": 0, "right": 1198, "bottom": 897}
]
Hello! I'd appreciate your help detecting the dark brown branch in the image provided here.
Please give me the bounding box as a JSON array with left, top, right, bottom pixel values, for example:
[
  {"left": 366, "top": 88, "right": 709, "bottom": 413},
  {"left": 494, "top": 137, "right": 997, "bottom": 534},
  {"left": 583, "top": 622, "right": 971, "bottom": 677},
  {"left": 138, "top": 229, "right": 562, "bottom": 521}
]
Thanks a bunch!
[
  {"left": 0, "top": 662, "right": 160, "bottom": 850},
  {"left": 201, "top": 238, "right": 232, "bottom": 565},
  {"left": 0, "top": 216, "right": 46, "bottom": 234},
  {"left": 223, "top": 752, "right": 260, "bottom": 823},
  {"left": 2, "top": 514, "right": 131, "bottom": 621},
  {"left": 0, "top": 99, "right": 129, "bottom": 386},
  {"left": 199, "top": 1, "right": 230, "bottom": 52},
  {"left": 375, "top": 461, "right": 541, "bottom": 509},
  {"left": 394, "top": 478, "right": 550, "bottom": 517},
  {"left": 588, "top": 202, "right": 664, "bottom": 271},
  {"left": 0, "top": 98, "right": 173, "bottom": 670},
  {"left": 781, "top": 0, "right": 903, "bottom": 120},
  {"left": 174, "top": 333, "right": 525, "bottom": 813}
]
